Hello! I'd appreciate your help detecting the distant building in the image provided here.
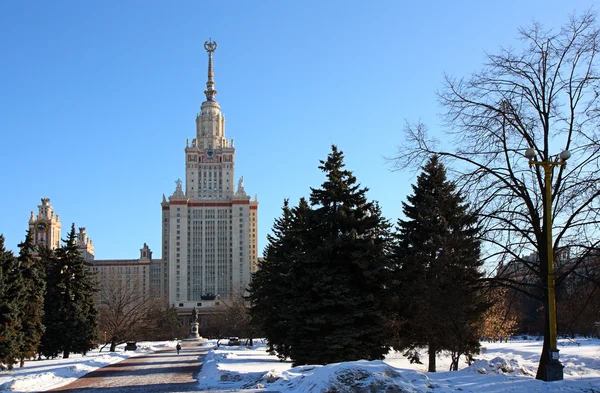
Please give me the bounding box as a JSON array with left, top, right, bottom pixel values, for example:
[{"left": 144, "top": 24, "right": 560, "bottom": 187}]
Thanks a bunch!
[
  {"left": 25, "top": 41, "right": 260, "bottom": 319},
  {"left": 29, "top": 198, "right": 62, "bottom": 252},
  {"left": 26, "top": 198, "right": 158, "bottom": 299},
  {"left": 496, "top": 248, "right": 572, "bottom": 282},
  {"left": 28, "top": 198, "right": 94, "bottom": 259},
  {"left": 91, "top": 243, "right": 161, "bottom": 299},
  {"left": 161, "top": 40, "right": 259, "bottom": 309}
]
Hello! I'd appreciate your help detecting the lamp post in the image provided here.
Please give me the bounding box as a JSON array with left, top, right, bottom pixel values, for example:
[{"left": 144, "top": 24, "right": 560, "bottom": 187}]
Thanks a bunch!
[{"left": 524, "top": 147, "right": 569, "bottom": 381}]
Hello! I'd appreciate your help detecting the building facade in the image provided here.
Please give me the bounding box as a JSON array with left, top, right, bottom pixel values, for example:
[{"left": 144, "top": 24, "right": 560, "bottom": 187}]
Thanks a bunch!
[
  {"left": 92, "top": 243, "right": 162, "bottom": 300},
  {"left": 161, "top": 40, "right": 258, "bottom": 308}
]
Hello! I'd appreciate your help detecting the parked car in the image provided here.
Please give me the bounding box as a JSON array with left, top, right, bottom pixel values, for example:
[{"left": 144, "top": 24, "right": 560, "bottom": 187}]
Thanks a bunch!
[
  {"left": 124, "top": 341, "right": 137, "bottom": 351},
  {"left": 227, "top": 337, "right": 241, "bottom": 346}
]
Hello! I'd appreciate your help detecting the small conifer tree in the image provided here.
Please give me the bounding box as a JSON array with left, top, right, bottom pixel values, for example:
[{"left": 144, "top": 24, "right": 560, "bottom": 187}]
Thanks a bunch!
[
  {"left": 40, "top": 225, "right": 98, "bottom": 358},
  {"left": 17, "top": 231, "right": 46, "bottom": 367},
  {"left": 0, "top": 235, "right": 25, "bottom": 369},
  {"left": 392, "top": 155, "right": 486, "bottom": 372}
]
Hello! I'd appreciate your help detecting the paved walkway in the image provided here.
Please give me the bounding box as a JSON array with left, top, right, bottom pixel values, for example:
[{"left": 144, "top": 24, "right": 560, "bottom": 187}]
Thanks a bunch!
[{"left": 49, "top": 342, "right": 210, "bottom": 393}]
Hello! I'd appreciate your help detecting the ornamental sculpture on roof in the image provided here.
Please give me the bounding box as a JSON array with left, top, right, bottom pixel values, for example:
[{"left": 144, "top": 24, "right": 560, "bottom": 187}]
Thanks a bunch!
[
  {"left": 204, "top": 39, "right": 218, "bottom": 101},
  {"left": 204, "top": 39, "right": 217, "bottom": 53}
]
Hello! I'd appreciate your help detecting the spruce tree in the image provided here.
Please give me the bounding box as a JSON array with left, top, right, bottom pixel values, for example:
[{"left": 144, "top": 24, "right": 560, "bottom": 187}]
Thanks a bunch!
[
  {"left": 41, "top": 225, "right": 98, "bottom": 358},
  {"left": 392, "top": 155, "right": 485, "bottom": 372},
  {"left": 287, "top": 145, "right": 393, "bottom": 365},
  {"left": 39, "top": 246, "right": 63, "bottom": 358},
  {"left": 59, "top": 224, "right": 98, "bottom": 357},
  {"left": 248, "top": 199, "right": 293, "bottom": 359},
  {"left": 17, "top": 231, "right": 46, "bottom": 367},
  {"left": 248, "top": 198, "right": 313, "bottom": 360},
  {"left": 0, "top": 235, "right": 25, "bottom": 369}
]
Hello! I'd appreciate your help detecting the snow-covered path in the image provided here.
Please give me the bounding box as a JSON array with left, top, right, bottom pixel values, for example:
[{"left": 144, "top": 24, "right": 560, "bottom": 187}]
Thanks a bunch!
[{"left": 48, "top": 343, "right": 207, "bottom": 393}]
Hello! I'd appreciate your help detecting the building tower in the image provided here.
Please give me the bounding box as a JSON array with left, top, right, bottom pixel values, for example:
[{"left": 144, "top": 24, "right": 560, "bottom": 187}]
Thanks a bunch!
[
  {"left": 28, "top": 199, "right": 95, "bottom": 260},
  {"left": 161, "top": 40, "right": 259, "bottom": 308},
  {"left": 76, "top": 227, "right": 95, "bottom": 262},
  {"left": 28, "top": 198, "right": 61, "bottom": 250}
]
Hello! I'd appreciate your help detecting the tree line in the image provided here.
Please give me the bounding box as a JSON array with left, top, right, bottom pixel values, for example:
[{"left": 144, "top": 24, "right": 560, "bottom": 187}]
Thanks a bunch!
[
  {"left": 0, "top": 224, "right": 184, "bottom": 370},
  {"left": 247, "top": 143, "right": 599, "bottom": 373},
  {"left": 248, "top": 147, "right": 487, "bottom": 372},
  {"left": 0, "top": 225, "right": 97, "bottom": 369}
]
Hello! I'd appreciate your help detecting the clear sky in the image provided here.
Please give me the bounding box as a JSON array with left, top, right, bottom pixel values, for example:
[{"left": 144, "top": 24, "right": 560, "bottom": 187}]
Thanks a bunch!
[{"left": 1, "top": 0, "right": 596, "bottom": 259}]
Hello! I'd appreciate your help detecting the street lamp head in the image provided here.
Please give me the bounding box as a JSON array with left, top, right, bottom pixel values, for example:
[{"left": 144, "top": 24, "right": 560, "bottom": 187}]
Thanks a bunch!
[
  {"left": 525, "top": 148, "right": 536, "bottom": 159},
  {"left": 559, "top": 150, "right": 571, "bottom": 161}
]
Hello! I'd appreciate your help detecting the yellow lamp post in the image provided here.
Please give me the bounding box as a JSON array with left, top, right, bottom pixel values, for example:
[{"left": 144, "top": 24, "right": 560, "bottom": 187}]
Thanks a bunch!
[{"left": 524, "top": 147, "right": 569, "bottom": 381}]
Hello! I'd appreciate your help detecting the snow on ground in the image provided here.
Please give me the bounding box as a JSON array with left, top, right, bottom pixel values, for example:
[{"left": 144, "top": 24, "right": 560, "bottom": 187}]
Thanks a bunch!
[
  {"left": 0, "top": 341, "right": 177, "bottom": 392},
  {"left": 0, "top": 338, "right": 598, "bottom": 392},
  {"left": 198, "top": 337, "right": 600, "bottom": 392}
]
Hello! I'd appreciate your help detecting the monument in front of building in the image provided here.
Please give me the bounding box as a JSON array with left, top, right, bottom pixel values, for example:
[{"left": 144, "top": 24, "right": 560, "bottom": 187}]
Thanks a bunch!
[{"left": 186, "top": 307, "right": 205, "bottom": 341}]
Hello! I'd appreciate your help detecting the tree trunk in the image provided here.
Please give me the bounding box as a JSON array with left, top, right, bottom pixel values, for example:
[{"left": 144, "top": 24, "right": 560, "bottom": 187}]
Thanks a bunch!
[
  {"left": 63, "top": 351, "right": 70, "bottom": 359},
  {"left": 428, "top": 343, "right": 437, "bottom": 372},
  {"left": 449, "top": 351, "right": 460, "bottom": 371},
  {"left": 110, "top": 338, "right": 117, "bottom": 352},
  {"left": 535, "top": 305, "right": 551, "bottom": 380},
  {"left": 20, "top": 358, "right": 25, "bottom": 368},
  {"left": 536, "top": 261, "right": 550, "bottom": 381}
]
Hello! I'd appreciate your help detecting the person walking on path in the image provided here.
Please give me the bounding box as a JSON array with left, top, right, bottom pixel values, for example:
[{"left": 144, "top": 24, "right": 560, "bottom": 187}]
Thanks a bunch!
[{"left": 176, "top": 342, "right": 181, "bottom": 354}]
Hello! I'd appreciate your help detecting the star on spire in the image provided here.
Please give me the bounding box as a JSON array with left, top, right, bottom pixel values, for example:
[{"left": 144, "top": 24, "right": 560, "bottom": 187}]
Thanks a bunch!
[{"left": 204, "top": 39, "right": 218, "bottom": 101}]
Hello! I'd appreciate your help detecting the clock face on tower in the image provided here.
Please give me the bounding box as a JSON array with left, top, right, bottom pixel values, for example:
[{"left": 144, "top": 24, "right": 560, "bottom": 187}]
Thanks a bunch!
[
  {"left": 206, "top": 148, "right": 215, "bottom": 159},
  {"left": 36, "top": 220, "right": 49, "bottom": 232}
]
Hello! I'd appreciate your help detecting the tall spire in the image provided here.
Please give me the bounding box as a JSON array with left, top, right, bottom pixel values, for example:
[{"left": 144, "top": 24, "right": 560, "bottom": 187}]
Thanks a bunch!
[{"left": 204, "top": 39, "right": 218, "bottom": 102}]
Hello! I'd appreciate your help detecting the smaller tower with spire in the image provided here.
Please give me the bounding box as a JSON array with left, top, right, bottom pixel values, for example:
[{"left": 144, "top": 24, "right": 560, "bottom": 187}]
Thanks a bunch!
[
  {"left": 28, "top": 198, "right": 62, "bottom": 250},
  {"left": 77, "top": 227, "right": 95, "bottom": 262}
]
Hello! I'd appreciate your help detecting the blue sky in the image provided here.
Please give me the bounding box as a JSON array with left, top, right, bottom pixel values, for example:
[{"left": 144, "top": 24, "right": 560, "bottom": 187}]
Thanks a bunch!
[{"left": 1, "top": 1, "right": 596, "bottom": 259}]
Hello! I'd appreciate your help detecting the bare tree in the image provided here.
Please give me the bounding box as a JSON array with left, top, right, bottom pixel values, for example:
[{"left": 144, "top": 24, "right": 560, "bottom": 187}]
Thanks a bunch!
[
  {"left": 557, "top": 257, "right": 600, "bottom": 336},
  {"left": 97, "top": 272, "right": 163, "bottom": 351},
  {"left": 393, "top": 12, "right": 600, "bottom": 379},
  {"left": 201, "top": 291, "right": 255, "bottom": 345}
]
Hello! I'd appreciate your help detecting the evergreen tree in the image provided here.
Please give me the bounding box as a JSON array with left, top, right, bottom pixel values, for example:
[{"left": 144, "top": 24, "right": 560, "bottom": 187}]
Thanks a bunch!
[
  {"left": 287, "top": 145, "right": 394, "bottom": 365},
  {"left": 17, "top": 231, "right": 46, "bottom": 367},
  {"left": 392, "top": 155, "right": 486, "bottom": 372},
  {"left": 248, "top": 200, "right": 291, "bottom": 358},
  {"left": 248, "top": 199, "right": 311, "bottom": 360},
  {"left": 0, "top": 235, "right": 24, "bottom": 369},
  {"left": 39, "top": 246, "right": 62, "bottom": 358},
  {"left": 40, "top": 225, "right": 98, "bottom": 358}
]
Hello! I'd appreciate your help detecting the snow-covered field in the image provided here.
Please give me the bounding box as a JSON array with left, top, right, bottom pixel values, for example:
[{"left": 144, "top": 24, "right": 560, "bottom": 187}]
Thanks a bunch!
[
  {"left": 0, "top": 341, "right": 177, "bottom": 392},
  {"left": 0, "top": 338, "right": 599, "bottom": 392},
  {"left": 199, "top": 337, "right": 600, "bottom": 392}
]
